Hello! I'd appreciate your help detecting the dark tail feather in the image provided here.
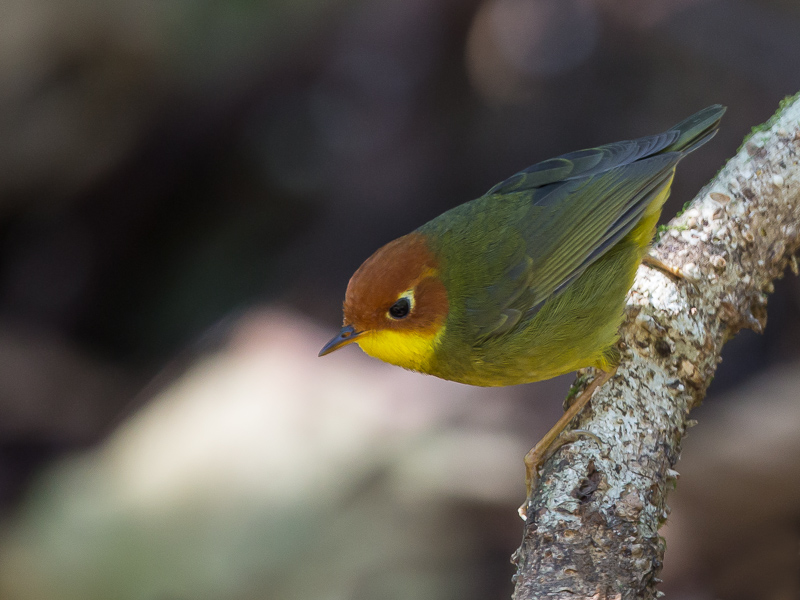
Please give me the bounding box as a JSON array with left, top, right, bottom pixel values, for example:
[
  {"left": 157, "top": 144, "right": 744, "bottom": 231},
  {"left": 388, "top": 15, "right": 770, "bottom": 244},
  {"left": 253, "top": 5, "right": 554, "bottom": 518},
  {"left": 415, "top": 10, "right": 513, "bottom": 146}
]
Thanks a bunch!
[{"left": 663, "top": 104, "right": 726, "bottom": 155}]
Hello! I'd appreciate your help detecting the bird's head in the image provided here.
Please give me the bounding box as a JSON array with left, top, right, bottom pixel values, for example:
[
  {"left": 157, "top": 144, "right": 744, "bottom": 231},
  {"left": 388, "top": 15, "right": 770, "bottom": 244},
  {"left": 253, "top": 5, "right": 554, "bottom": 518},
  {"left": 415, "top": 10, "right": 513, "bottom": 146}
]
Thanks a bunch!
[{"left": 319, "top": 232, "right": 449, "bottom": 372}]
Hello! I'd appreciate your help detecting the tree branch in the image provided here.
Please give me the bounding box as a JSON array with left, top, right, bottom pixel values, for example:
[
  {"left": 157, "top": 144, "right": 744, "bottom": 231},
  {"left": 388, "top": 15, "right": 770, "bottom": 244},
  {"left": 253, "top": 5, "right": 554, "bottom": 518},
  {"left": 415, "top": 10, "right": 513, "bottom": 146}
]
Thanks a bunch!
[{"left": 512, "top": 93, "right": 800, "bottom": 600}]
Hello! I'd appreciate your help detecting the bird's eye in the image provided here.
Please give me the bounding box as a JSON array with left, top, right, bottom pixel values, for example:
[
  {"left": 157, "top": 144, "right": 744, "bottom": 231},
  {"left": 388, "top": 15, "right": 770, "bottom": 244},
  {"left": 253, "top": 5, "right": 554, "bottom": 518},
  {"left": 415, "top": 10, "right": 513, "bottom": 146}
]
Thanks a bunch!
[{"left": 388, "top": 297, "right": 411, "bottom": 319}]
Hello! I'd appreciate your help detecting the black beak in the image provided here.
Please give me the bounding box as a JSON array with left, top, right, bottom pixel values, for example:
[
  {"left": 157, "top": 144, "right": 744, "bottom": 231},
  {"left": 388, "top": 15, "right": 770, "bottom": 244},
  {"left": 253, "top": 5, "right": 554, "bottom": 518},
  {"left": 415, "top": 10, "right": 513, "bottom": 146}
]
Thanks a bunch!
[{"left": 319, "top": 325, "right": 362, "bottom": 357}]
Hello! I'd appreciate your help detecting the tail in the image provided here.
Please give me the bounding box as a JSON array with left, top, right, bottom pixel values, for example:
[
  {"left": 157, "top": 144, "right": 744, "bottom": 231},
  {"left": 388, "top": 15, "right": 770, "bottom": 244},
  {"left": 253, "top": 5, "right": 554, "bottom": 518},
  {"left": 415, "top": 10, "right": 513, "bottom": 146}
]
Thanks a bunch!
[{"left": 663, "top": 104, "right": 726, "bottom": 155}]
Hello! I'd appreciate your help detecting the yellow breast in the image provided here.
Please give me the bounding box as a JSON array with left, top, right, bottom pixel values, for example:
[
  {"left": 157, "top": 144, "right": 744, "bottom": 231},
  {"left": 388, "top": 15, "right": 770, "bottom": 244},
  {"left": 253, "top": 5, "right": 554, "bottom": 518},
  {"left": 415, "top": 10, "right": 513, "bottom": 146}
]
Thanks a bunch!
[{"left": 356, "top": 327, "right": 444, "bottom": 373}]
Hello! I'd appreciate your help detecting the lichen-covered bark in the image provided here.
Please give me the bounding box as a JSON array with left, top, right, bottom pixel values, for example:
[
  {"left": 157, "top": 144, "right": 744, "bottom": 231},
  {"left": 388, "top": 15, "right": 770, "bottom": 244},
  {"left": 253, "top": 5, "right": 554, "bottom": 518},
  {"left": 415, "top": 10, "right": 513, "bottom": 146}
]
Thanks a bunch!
[{"left": 512, "top": 94, "right": 800, "bottom": 600}]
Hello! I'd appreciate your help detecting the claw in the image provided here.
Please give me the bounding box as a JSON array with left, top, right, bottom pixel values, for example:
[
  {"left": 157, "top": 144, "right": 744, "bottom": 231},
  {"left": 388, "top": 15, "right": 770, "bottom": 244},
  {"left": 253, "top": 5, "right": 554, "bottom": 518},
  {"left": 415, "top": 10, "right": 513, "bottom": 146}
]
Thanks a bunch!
[{"left": 518, "top": 369, "right": 615, "bottom": 520}]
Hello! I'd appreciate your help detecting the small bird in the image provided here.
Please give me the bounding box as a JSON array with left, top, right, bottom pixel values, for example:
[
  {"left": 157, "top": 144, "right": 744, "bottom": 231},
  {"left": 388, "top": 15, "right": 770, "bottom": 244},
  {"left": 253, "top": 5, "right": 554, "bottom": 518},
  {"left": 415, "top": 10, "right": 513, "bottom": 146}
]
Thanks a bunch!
[{"left": 320, "top": 105, "right": 725, "bottom": 506}]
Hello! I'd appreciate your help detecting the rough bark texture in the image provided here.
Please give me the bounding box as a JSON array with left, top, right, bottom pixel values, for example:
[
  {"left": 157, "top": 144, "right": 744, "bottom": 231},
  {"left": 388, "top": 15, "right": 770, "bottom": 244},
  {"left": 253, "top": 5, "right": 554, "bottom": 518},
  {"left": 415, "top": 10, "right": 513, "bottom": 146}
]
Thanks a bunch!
[{"left": 511, "top": 94, "right": 800, "bottom": 600}]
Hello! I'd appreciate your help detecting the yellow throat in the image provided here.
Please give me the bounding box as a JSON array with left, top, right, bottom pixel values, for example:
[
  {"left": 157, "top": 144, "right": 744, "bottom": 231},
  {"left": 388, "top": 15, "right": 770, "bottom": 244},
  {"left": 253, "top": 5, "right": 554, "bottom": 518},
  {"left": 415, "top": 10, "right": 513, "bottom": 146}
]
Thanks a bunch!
[{"left": 356, "top": 327, "right": 444, "bottom": 372}]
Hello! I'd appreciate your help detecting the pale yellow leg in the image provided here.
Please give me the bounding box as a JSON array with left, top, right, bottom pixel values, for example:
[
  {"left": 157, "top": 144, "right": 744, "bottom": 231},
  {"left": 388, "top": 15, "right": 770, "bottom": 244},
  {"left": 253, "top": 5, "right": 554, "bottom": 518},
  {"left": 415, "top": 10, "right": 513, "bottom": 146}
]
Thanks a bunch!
[
  {"left": 642, "top": 254, "right": 684, "bottom": 280},
  {"left": 519, "top": 368, "right": 616, "bottom": 518}
]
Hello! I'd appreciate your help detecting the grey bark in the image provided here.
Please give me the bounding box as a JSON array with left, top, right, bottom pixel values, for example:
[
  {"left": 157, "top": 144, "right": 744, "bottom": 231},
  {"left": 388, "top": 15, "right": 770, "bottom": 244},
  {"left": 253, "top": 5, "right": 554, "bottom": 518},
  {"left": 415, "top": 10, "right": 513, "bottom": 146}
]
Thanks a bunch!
[{"left": 511, "top": 94, "right": 800, "bottom": 600}]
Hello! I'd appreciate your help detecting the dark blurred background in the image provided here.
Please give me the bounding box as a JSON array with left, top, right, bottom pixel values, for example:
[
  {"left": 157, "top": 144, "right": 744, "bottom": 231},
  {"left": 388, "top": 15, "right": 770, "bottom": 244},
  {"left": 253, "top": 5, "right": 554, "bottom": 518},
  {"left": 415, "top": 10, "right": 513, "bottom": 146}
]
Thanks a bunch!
[{"left": 1, "top": 0, "right": 799, "bottom": 599}]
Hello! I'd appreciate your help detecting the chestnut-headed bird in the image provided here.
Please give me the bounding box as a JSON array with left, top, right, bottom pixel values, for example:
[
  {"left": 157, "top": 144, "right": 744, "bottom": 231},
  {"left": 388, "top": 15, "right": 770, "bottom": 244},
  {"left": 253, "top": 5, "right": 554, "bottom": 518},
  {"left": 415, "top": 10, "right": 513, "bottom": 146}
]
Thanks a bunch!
[{"left": 320, "top": 105, "right": 725, "bottom": 510}]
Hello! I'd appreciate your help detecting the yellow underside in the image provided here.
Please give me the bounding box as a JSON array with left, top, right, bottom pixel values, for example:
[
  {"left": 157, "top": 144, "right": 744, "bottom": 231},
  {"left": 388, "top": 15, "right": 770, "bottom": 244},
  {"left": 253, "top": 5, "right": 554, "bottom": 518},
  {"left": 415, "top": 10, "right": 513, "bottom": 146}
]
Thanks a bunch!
[
  {"left": 630, "top": 171, "right": 674, "bottom": 246},
  {"left": 356, "top": 327, "right": 443, "bottom": 373}
]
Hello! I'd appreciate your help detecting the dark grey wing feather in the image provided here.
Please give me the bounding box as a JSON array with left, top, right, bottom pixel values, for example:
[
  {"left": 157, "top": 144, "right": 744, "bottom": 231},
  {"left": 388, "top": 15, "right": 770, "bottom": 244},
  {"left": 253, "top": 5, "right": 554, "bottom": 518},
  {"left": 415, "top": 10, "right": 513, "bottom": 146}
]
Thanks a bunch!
[{"left": 486, "top": 131, "right": 679, "bottom": 196}]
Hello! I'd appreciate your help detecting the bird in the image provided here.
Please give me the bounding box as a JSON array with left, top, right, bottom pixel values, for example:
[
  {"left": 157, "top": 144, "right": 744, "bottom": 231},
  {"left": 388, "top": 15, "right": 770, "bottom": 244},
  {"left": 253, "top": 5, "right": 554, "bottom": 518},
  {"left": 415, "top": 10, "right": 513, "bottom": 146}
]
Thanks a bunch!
[{"left": 319, "top": 105, "right": 725, "bottom": 510}]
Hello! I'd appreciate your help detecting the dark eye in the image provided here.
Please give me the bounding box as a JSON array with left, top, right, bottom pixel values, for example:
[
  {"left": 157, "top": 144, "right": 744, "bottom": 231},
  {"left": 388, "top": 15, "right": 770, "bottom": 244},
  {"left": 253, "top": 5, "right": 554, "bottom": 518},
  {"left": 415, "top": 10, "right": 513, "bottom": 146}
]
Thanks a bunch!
[{"left": 389, "top": 297, "right": 411, "bottom": 319}]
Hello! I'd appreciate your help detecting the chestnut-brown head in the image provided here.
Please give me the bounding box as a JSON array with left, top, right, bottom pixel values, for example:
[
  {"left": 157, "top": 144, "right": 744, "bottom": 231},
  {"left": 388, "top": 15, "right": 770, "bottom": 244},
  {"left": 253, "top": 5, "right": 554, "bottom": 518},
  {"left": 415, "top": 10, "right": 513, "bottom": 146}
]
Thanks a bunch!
[{"left": 319, "top": 233, "right": 449, "bottom": 372}]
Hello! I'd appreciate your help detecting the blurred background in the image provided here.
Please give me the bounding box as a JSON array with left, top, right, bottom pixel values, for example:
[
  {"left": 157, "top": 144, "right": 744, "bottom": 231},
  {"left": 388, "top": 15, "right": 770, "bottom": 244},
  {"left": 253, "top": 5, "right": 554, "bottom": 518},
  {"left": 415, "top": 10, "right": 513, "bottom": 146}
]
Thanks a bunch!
[{"left": 0, "top": 0, "right": 799, "bottom": 598}]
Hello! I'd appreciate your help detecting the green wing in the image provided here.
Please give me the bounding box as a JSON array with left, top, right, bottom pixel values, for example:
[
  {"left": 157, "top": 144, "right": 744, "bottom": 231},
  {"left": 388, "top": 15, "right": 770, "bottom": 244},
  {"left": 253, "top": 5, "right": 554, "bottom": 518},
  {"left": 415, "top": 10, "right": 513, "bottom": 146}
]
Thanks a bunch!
[
  {"left": 432, "top": 105, "right": 725, "bottom": 341},
  {"left": 463, "top": 153, "right": 678, "bottom": 340}
]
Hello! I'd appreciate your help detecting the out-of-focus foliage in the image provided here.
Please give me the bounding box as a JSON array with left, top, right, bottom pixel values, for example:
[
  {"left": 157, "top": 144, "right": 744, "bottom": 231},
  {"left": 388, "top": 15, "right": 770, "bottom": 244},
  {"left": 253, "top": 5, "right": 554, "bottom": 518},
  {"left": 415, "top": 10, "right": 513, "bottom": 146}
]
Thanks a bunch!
[{"left": 1, "top": 0, "right": 799, "bottom": 599}]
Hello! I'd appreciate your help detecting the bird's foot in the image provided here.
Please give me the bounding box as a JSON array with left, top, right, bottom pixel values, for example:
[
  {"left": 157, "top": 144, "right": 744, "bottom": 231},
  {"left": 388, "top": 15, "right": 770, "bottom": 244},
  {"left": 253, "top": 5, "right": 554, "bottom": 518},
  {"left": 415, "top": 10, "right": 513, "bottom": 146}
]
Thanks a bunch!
[{"left": 518, "top": 369, "right": 614, "bottom": 519}]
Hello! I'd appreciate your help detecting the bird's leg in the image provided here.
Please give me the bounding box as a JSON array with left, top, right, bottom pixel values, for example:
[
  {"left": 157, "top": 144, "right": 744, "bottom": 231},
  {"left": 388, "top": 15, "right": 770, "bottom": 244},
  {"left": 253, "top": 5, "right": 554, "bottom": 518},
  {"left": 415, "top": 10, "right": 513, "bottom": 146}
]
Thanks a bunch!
[
  {"left": 642, "top": 254, "right": 684, "bottom": 280},
  {"left": 519, "top": 368, "right": 615, "bottom": 519}
]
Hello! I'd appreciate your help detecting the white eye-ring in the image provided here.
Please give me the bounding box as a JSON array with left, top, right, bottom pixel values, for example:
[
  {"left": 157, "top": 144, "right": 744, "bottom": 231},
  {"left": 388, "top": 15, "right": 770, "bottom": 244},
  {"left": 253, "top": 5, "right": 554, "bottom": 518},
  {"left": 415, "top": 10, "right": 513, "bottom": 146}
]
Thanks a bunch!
[{"left": 388, "top": 291, "right": 414, "bottom": 319}]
